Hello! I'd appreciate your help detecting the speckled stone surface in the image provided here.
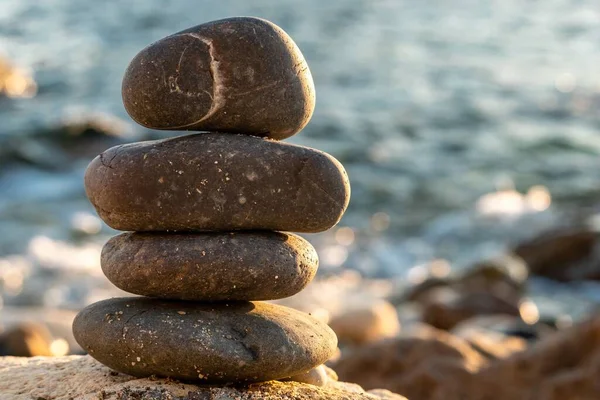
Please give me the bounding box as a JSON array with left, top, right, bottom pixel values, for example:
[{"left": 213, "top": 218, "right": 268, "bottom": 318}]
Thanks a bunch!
[
  {"left": 101, "top": 231, "right": 318, "bottom": 301},
  {"left": 72, "top": 298, "right": 338, "bottom": 384},
  {"left": 122, "top": 17, "right": 315, "bottom": 140},
  {"left": 84, "top": 133, "right": 350, "bottom": 233}
]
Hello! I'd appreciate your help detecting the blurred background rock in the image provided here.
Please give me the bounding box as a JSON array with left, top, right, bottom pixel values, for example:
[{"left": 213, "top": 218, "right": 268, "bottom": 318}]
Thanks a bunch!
[{"left": 1, "top": 1, "right": 600, "bottom": 398}]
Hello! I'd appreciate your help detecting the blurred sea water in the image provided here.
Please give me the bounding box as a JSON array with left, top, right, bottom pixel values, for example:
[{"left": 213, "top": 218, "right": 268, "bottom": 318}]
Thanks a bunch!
[{"left": 1, "top": 0, "right": 600, "bottom": 314}]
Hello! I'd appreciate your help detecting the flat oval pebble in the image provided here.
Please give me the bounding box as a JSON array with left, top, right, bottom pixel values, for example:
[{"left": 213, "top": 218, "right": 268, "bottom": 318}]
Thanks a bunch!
[
  {"left": 122, "top": 17, "right": 315, "bottom": 140},
  {"left": 102, "top": 231, "right": 318, "bottom": 301},
  {"left": 85, "top": 133, "right": 350, "bottom": 233},
  {"left": 72, "top": 298, "right": 338, "bottom": 383}
]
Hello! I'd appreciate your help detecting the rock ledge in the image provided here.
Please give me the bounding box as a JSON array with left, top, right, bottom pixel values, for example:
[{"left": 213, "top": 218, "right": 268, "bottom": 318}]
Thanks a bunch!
[{"left": 0, "top": 355, "right": 406, "bottom": 400}]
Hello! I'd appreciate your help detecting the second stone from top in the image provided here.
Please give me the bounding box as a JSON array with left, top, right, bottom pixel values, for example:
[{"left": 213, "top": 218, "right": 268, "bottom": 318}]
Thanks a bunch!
[
  {"left": 85, "top": 133, "right": 350, "bottom": 233},
  {"left": 122, "top": 17, "right": 315, "bottom": 140}
]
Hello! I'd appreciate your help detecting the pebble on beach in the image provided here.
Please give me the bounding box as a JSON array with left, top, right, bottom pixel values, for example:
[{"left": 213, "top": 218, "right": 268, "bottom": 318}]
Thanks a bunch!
[
  {"left": 72, "top": 298, "right": 338, "bottom": 383},
  {"left": 329, "top": 300, "right": 401, "bottom": 346},
  {"left": 84, "top": 133, "right": 350, "bottom": 233},
  {"left": 101, "top": 231, "right": 318, "bottom": 301},
  {"left": 284, "top": 365, "right": 335, "bottom": 387},
  {"left": 0, "top": 323, "right": 53, "bottom": 357},
  {"left": 122, "top": 17, "right": 315, "bottom": 140}
]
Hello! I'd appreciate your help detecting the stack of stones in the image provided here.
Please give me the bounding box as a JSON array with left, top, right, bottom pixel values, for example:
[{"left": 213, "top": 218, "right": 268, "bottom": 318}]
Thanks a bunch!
[{"left": 73, "top": 17, "right": 351, "bottom": 385}]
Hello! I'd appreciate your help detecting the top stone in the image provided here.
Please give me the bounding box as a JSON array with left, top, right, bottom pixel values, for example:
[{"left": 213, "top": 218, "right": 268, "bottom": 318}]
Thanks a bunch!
[{"left": 122, "top": 17, "right": 315, "bottom": 140}]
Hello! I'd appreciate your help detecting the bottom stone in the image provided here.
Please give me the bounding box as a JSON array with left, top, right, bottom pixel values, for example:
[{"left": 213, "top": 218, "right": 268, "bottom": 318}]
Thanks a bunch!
[
  {"left": 0, "top": 355, "right": 407, "bottom": 400},
  {"left": 72, "top": 298, "right": 337, "bottom": 383}
]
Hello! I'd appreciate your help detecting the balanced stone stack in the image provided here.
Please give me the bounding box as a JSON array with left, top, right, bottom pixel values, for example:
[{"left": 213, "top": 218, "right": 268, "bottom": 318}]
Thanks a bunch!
[{"left": 73, "top": 17, "right": 351, "bottom": 384}]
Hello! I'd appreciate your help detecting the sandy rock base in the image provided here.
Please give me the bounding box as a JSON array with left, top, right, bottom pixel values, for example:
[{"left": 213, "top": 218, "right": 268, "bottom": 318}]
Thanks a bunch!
[{"left": 0, "top": 355, "right": 406, "bottom": 400}]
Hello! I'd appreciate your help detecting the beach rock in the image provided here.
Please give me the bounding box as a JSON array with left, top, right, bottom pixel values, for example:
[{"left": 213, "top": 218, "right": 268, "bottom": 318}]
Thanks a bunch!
[
  {"left": 48, "top": 112, "right": 137, "bottom": 160},
  {"left": 332, "top": 315, "right": 600, "bottom": 399},
  {"left": 329, "top": 300, "right": 400, "bottom": 345},
  {"left": 73, "top": 297, "right": 337, "bottom": 383},
  {"left": 122, "top": 17, "right": 315, "bottom": 140},
  {"left": 332, "top": 324, "right": 487, "bottom": 399},
  {"left": 102, "top": 231, "right": 318, "bottom": 301},
  {"left": 285, "top": 365, "right": 334, "bottom": 387},
  {"left": 390, "top": 255, "right": 527, "bottom": 307},
  {"left": 0, "top": 323, "right": 53, "bottom": 357},
  {"left": 389, "top": 277, "right": 450, "bottom": 305},
  {"left": 0, "top": 355, "right": 407, "bottom": 400},
  {"left": 514, "top": 229, "right": 600, "bottom": 281},
  {"left": 0, "top": 113, "right": 142, "bottom": 172},
  {"left": 471, "top": 315, "right": 600, "bottom": 400},
  {"left": 422, "top": 288, "right": 521, "bottom": 331},
  {"left": 452, "top": 315, "right": 556, "bottom": 342},
  {"left": 450, "top": 323, "right": 527, "bottom": 360},
  {"left": 0, "top": 307, "right": 81, "bottom": 354},
  {"left": 367, "top": 389, "right": 410, "bottom": 400},
  {"left": 85, "top": 133, "right": 350, "bottom": 233},
  {"left": 457, "top": 254, "right": 528, "bottom": 303}
]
